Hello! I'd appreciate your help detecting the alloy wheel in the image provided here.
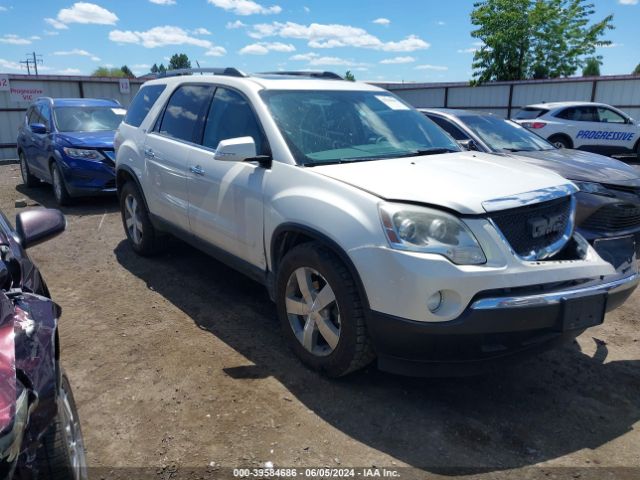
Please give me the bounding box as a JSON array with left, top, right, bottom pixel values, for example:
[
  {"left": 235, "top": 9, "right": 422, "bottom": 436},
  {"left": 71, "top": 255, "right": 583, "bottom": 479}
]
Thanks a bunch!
[
  {"left": 52, "top": 168, "right": 63, "bottom": 202},
  {"left": 20, "top": 154, "right": 28, "bottom": 183},
  {"left": 285, "top": 267, "right": 341, "bottom": 356},
  {"left": 59, "top": 386, "right": 88, "bottom": 480},
  {"left": 124, "top": 194, "right": 143, "bottom": 246}
]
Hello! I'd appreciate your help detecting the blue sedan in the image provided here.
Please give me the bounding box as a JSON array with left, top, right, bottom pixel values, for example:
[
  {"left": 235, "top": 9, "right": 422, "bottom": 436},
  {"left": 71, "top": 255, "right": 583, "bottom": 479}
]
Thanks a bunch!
[{"left": 16, "top": 98, "right": 125, "bottom": 205}]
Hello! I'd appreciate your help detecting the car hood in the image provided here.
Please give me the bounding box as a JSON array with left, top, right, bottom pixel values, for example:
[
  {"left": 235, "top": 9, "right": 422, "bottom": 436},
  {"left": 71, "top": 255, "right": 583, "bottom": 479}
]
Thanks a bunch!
[
  {"left": 509, "top": 148, "right": 640, "bottom": 186},
  {"left": 57, "top": 130, "right": 116, "bottom": 149},
  {"left": 311, "top": 151, "right": 572, "bottom": 214}
]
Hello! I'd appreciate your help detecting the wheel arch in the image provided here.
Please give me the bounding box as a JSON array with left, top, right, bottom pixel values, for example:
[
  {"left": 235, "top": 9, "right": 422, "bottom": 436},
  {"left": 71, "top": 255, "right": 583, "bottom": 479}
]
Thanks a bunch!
[
  {"left": 269, "top": 223, "right": 371, "bottom": 312},
  {"left": 547, "top": 133, "right": 573, "bottom": 148},
  {"left": 116, "top": 165, "right": 151, "bottom": 212}
]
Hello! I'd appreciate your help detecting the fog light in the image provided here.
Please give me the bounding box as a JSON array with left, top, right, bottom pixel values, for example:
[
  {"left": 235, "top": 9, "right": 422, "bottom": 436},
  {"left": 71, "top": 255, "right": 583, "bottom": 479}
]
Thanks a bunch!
[{"left": 427, "top": 291, "right": 443, "bottom": 313}]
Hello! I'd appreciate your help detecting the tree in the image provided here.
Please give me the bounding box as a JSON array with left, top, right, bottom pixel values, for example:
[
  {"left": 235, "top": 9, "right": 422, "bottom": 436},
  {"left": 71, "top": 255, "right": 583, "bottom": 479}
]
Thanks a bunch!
[
  {"left": 120, "top": 65, "right": 135, "bottom": 78},
  {"left": 470, "top": 0, "right": 614, "bottom": 83},
  {"left": 168, "top": 53, "right": 191, "bottom": 70},
  {"left": 344, "top": 70, "right": 356, "bottom": 81},
  {"left": 634, "top": 63, "right": 640, "bottom": 75},
  {"left": 150, "top": 63, "right": 159, "bottom": 74},
  {"left": 582, "top": 57, "right": 601, "bottom": 76},
  {"left": 91, "top": 66, "right": 126, "bottom": 78}
]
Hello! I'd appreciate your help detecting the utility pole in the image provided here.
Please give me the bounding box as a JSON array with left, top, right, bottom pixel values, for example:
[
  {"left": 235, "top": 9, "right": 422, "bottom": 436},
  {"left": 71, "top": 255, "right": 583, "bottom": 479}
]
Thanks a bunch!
[{"left": 19, "top": 52, "right": 43, "bottom": 76}]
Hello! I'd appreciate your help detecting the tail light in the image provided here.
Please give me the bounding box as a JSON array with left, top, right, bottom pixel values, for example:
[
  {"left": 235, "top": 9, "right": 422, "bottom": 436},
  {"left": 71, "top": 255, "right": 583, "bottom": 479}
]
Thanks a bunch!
[
  {"left": 524, "top": 122, "right": 547, "bottom": 129},
  {"left": 0, "top": 320, "right": 16, "bottom": 433}
]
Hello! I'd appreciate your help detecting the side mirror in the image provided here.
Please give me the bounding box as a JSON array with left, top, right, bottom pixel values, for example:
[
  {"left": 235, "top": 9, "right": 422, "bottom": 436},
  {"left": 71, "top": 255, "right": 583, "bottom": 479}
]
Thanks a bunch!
[
  {"left": 29, "top": 123, "right": 47, "bottom": 134},
  {"left": 15, "top": 209, "right": 66, "bottom": 249},
  {"left": 214, "top": 137, "right": 257, "bottom": 162},
  {"left": 457, "top": 139, "right": 480, "bottom": 151}
]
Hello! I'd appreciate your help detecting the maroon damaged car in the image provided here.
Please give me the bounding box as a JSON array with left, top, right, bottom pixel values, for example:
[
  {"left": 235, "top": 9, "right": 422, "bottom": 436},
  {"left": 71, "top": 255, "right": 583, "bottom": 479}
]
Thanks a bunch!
[{"left": 0, "top": 209, "right": 86, "bottom": 480}]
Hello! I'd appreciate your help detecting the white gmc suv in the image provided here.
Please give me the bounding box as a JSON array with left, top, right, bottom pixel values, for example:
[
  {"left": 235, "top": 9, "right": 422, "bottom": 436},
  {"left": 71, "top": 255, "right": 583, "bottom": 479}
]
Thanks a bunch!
[{"left": 114, "top": 69, "right": 638, "bottom": 377}]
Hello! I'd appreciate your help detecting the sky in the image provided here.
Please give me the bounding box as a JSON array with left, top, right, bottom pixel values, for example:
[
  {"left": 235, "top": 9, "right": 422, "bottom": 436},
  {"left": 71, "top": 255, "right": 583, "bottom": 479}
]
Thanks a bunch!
[{"left": 0, "top": 0, "right": 638, "bottom": 82}]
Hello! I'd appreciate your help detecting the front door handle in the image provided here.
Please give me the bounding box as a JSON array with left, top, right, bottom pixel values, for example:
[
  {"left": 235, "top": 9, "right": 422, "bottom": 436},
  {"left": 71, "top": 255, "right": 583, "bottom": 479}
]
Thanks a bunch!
[
  {"left": 190, "top": 165, "right": 205, "bottom": 176},
  {"left": 143, "top": 147, "right": 155, "bottom": 159}
]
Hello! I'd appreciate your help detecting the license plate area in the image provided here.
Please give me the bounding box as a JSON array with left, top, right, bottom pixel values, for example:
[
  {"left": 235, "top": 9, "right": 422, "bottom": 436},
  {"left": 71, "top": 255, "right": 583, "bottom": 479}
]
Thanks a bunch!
[{"left": 560, "top": 293, "right": 606, "bottom": 332}]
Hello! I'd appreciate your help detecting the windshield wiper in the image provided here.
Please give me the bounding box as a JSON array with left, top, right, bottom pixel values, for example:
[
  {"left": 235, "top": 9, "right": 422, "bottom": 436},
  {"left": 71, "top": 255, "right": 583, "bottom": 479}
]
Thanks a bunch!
[{"left": 394, "top": 147, "right": 458, "bottom": 158}]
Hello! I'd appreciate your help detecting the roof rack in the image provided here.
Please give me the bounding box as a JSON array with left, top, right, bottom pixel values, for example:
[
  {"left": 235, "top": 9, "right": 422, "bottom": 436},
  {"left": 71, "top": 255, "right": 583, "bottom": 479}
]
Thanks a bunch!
[
  {"left": 260, "top": 71, "right": 343, "bottom": 80},
  {"left": 159, "top": 67, "right": 247, "bottom": 78}
]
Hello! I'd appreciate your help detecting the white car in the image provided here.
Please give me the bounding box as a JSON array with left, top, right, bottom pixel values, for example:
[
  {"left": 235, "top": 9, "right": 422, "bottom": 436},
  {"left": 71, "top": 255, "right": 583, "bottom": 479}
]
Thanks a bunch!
[
  {"left": 114, "top": 69, "right": 639, "bottom": 377},
  {"left": 513, "top": 101, "right": 640, "bottom": 160}
]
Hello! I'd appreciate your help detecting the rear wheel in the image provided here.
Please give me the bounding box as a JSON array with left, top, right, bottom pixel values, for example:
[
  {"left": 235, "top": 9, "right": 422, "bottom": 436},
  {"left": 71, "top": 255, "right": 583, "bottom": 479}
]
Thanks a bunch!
[
  {"left": 276, "top": 242, "right": 375, "bottom": 377},
  {"left": 36, "top": 370, "right": 88, "bottom": 480},
  {"left": 120, "top": 181, "right": 165, "bottom": 255},
  {"left": 51, "top": 162, "right": 72, "bottom": 206},
  {"left": 548, "top": 135, "right": 572, "bottom": 149},
  {"left": 19, "top": 151, "right": 39, "bottom": 187}
]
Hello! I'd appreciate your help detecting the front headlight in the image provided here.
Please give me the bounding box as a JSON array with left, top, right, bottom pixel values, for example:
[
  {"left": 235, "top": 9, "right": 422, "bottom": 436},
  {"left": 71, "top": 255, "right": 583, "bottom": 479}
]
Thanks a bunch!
[
  {"left": 63, "top": 147, "right": 102, "bottom": 161},
  {"left": 573, "top": 181, "right": 611, "bottom": 196},
  {"left": 379, "top": 203, "right": 487, "bottom": 265}
]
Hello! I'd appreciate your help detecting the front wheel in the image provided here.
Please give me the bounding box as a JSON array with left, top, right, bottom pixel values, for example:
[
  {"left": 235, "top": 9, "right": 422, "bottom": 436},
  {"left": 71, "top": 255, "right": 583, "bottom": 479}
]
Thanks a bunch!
[
  {"left": 119, "top": 182, "right": 165, "bottom": 256},
  {"left": 276, "top": 242, "right": 375, "bottom": 377},
  {"left": 51, "top": 162, "right": 72, "bottom": 206},
  {"left": 36, "top": 370, "right": 88, "bottom": 480},
  {"left": 548, "top": 135, "right": 572, "bottom": 149},
  {"left": 19, "top": 151, "right": 39, "bottom": 187}
]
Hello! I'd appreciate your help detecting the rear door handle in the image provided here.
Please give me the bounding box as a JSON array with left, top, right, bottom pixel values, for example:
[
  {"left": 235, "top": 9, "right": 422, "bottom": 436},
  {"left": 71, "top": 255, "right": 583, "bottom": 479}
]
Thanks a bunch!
[
  {"left": 190, "top": 165, "right": 205, "bottom": 176},
  {"left": 143, "top": 147, "right": 155, "bottom": 159}
]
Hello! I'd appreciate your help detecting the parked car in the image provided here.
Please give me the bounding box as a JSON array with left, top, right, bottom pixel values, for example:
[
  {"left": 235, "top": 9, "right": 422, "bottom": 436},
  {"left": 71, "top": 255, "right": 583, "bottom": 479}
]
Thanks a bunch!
[
  {"left": 512, "top": 101, "right": 640, "bottom": 161},
  {"left": 115, "top": 69, "right": 638, "bottom": 377},
  {"left": 421, "top": 108, "right": 640, "bottom": 264},
  {"left": 17, "top": 97, "right": 126, "bottom": 205},
  {"left": 0, "top": 208, "right": 87, "bottom": 479}
]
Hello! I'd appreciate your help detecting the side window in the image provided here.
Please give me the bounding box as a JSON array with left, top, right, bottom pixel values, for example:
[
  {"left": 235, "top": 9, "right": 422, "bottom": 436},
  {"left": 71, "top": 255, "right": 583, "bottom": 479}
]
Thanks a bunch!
[
  {"left": 202, "top": 87, "right": 266, "bottom": 154},
  {"left": 427, "top": 115, "right": 469, "bottom": 141},
  {"left": 555, "top": 108, "right": 575, "bottom": 120},
  {"left": 573, "top": 106, "right": 599, "bottom": 122},
  {"left": 26, "top": 107, "right": 36, "bottom": 124},
  {"left": 124, "top": 84, "right": 166, "bottom": 127},
  {"left": 158, "top": 85, "right": 213, "bottom": 142},
  {"left": 598, "top": 107, "right": 626, "bottom": 124},
  {"left": 39, "top": 103, "right": 51, "bottom": 130}
]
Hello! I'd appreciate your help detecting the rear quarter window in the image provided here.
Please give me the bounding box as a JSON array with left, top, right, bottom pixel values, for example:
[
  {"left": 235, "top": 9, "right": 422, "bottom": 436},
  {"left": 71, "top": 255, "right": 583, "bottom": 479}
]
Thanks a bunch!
[{"left": 124, "top": 84, "right": 166, "bottom": 127}]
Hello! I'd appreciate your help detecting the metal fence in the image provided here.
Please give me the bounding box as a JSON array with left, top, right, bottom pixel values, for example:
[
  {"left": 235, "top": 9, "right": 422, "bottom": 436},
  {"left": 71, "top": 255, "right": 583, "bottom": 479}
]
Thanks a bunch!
[
  {"left": 0, "top": 74, "right": 144, "bottom": 160},
  {"left": 373, "top": 74, "right": 640, "bottom": 121}
]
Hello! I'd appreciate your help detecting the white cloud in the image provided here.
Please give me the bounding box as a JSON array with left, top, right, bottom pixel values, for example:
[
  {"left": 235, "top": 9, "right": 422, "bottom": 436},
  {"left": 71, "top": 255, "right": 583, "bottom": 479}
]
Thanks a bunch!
[
  {"left": 44, "top": 30, "right": 60, "bottom": 36},
  {"left": 380, "top": 56, "right": 415, "bottom": 64},
  {"left": 91, "top": 56, "right": 101, "bottom": 61},
  {"left": 290, "top": 52, "right": 318, "bottom": 61},
  {"left": 45, "top": 17, "right": 69, "bottom": 29},
  {"left": 457, "top": 47, "right": 477, "bottom": 54},
  {"left": 249, "top": 21, "right": 429, "bottom": 52},
  {"left": 290, "top": 52, "right": 364, "bottom": 67},
  {"left": 192, "top": 27, "right": 211, "bottom": 35},
  {"left": 30, "top": 35, "right": 41, "bottom": 40},
  {"left": 239, "top": 41, "right": 295, "bottom": 54},
  {"left": 108, "top": 25, "right": 225, "bottom": 56},
  {"left": 437, "top": 21, "right": 446, "bottom": 26},
  {"left": 226, "top": 20, "right": 247, "bottom": 29},
  {"left": 303, "top": 6, "right": 310, "bottom": 12},
  {"left": 618, "top": 0, "right": 637, "bottom": 4},
  {"left": 415, "top": 64, "right": 448, "bottom": 71},
  {"left": 373, "top": 18, "right": 390, "bottom": 25},
  {"left": 207, "top": 0, "right": 281, "bottom": 15},
  {"left": 0, "top": 34, "right": 31, "bottom": 45},
  {"left": 0, "top": 6, "right": 7, "bottom": 11},
  {"left": 0, "top": 58, "right": 24, "bottom": 71},
  {"left": 149, "top": 0, "right": 176, "bottom": 4},
  {"left": 132, "top": 63, "right": 150, "bottom": 69},
  {"left": 600, "top": 42, "right": 624, "bottom": 48},
  {"left": 53, "top": 48, "right": 91, "bottom": 56},
  {"left": 57, "top": 2, "right": 118, "bottom": 25},
  {"left": 57, "top": 68, "right": 82, "bottom": 75}
]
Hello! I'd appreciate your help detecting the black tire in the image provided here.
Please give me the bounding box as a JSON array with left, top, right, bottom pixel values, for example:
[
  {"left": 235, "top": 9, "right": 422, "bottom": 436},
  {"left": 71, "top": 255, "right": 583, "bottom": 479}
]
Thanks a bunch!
[
  {"left": 19, "top": 151, "right": 39, "bottom": 187},
  {"left": 36, "top": 370, "right": 88, "bottom": 480},
  {"left": 119, "top": 181, "right": 166, "bottom": 256},
  {"left": 276, "top": 241, "right": 375, "bottom": 377},
  {"left": 51, "top": 162, "right": 73, "bottom": 206},
  {"left": 548, "top": 134, "right": 572, "bottom": 149}
]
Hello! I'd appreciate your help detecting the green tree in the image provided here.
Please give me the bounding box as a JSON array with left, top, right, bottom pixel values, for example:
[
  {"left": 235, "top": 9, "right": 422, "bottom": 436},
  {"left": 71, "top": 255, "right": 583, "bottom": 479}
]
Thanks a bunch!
[
  {"left": 120, "top": 65, "right": 135, "bottom": 78},
  {"left": 344, "top": 70, "right": 356, "bottom": 81},
  {"left": 91, "top": 66, "right": 126, "bottom": 78},
  {"left": 168, "top": 53, "right": 191, "bottom": 70},
  {"left": 470, "top": 0, "right": 613, "bottom": 83},
  {"left": 634, "top": 63, "right": 640, "bottom": 75},
  {"left": 150, "top": 63, "right": 159, "bottom": 74},
  {"left": 582, "top": 57, "right": 601, "bottom": 76}
]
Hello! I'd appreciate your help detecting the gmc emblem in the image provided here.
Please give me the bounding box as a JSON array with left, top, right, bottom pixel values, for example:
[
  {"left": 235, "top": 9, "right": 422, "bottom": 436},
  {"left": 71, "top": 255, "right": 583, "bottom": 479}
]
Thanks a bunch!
[{"left": 528, "top": 214, "right": 565, "bottom": 239}]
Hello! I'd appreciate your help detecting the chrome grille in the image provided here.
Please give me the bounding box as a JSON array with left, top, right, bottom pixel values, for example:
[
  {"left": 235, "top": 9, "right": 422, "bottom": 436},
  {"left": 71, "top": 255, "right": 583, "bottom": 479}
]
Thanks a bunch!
[{"left": 490, "top": 196, "right": 573, "bottom": 259}]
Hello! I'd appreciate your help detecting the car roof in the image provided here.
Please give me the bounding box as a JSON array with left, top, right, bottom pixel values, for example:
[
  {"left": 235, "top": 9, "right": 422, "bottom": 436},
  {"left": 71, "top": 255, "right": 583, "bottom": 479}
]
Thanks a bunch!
[
  {"left": 45, "top": 98, "right": 121, "bottom": 107},
  {"left": 522, "top": 101, "right": 611, "bottom": 110},
  {"left": 142, "top": 72, "right": 383, "bottom": 93},
  {"left": 418, "top": 108, "right": 496, "bottom": 118}
]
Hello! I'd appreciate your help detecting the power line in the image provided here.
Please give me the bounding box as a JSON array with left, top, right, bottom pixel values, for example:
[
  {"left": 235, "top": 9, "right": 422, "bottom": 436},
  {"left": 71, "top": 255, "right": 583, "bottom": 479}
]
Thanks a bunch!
[{"left": 20, "top": 52, "right": 43, "bottom": 76}]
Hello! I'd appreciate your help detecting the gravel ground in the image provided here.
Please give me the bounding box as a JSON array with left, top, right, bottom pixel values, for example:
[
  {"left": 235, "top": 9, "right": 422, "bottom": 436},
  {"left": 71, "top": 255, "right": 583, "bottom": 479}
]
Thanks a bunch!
[{"left": 2, "top": 163, "right": 639, "bottom": 479}]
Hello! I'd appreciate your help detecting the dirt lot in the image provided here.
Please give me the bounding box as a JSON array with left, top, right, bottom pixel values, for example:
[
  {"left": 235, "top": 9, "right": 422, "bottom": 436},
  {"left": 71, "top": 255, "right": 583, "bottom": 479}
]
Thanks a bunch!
[{"left": 1, "top": 162, "right": 640, "bottom": 479}]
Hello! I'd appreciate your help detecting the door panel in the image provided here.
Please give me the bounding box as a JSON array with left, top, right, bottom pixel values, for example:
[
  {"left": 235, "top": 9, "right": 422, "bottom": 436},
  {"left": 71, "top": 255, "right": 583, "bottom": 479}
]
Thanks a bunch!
[
  {"left": 596, "top": 107, "right": 636, "bottom": 153},
  {"left": 187, "top": 87, "right": 268, "bottom": 269}
]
